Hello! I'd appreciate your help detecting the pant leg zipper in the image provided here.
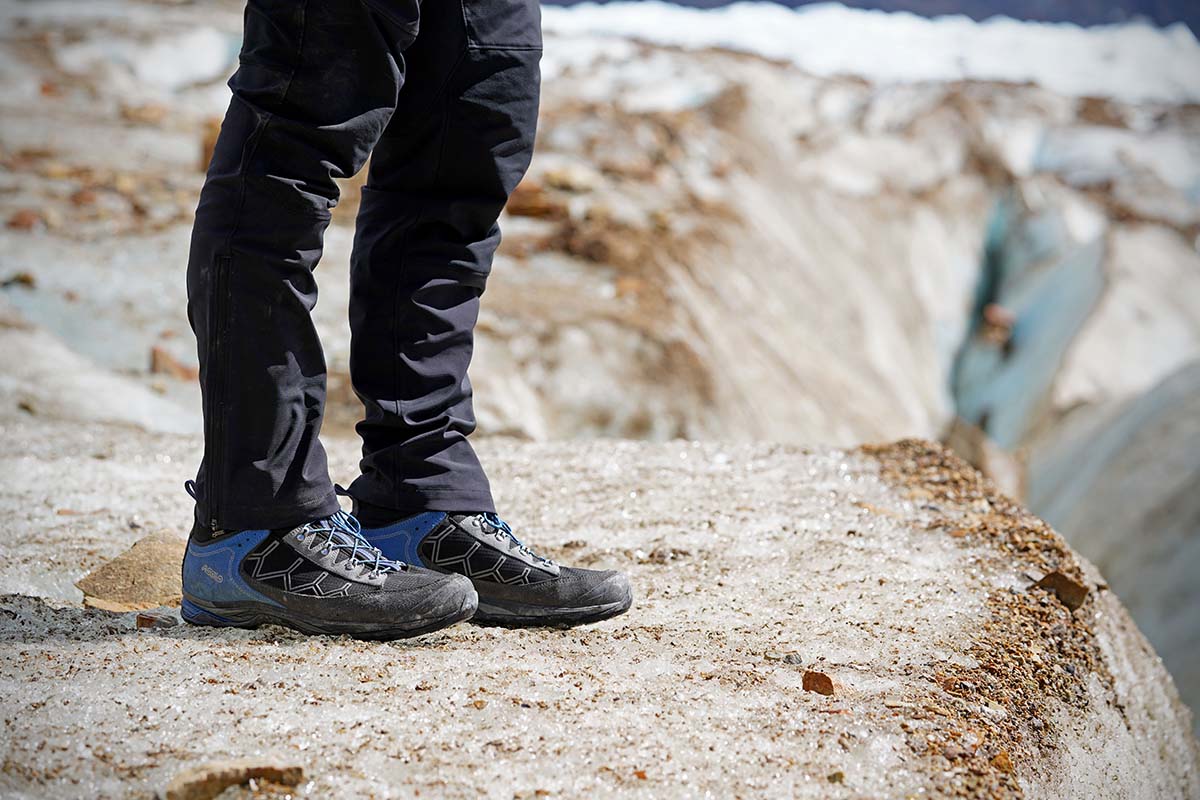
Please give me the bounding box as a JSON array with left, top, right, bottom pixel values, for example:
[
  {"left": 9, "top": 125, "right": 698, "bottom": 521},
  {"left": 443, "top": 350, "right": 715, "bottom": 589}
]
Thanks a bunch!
[{"left": 207, "top": 254, "right": 233, "bottom": 531}]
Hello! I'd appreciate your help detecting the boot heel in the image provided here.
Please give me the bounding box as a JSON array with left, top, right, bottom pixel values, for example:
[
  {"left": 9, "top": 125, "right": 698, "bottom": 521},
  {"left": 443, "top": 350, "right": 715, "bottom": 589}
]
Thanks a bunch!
[{"left": 181, "top": 597, "right": 239, "bottom": 627}]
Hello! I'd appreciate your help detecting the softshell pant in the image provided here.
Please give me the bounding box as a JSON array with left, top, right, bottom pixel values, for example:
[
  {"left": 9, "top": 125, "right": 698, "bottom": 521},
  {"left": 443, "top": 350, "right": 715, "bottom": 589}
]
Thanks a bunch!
[{"left": 186, "top": 0, "right": 541, "bottom": 531}]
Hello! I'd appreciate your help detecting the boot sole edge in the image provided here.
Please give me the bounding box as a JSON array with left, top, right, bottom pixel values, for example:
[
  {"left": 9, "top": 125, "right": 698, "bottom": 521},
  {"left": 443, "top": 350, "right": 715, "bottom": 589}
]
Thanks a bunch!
[
  {"left": 470, "top": 591, "right": 633, "bottom": 628},
  {"left": 181, "top": 593, "right": 478, "bottom": 640}
]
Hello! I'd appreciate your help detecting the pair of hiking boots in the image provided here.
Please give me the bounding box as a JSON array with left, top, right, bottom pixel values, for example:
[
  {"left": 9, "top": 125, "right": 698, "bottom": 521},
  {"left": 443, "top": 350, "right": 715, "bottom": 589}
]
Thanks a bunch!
[{"left": 181, "top": 498, "right": 632, "bottom": 638}]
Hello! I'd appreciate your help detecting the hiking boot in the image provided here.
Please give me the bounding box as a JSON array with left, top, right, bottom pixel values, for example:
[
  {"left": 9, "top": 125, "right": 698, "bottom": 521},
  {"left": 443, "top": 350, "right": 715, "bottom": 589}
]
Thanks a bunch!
[
  {"left": 181, "top": 506, "right": 477, "bottom": 640},
  {"left": 359, "top": 511, "right": 632, "bottom": 626}
]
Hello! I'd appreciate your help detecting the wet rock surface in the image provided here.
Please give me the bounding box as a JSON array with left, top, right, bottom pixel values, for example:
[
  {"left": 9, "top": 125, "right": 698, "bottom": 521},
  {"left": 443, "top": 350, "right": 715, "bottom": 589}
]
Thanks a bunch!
[{"left": 1, "top": 419, "right": 1196, "bottom": 798}]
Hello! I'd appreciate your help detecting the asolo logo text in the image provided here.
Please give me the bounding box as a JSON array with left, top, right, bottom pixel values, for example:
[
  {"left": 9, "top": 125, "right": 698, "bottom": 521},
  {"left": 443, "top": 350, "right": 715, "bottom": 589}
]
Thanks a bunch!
[{"left": 201, "top": 564, "right": 224, "bottom": 583}]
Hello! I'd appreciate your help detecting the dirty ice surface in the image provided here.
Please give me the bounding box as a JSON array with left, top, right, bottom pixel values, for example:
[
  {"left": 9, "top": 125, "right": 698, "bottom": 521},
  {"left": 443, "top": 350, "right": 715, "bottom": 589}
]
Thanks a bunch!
[
  {"left": 2, "top": 417, "right": 993, "bottom": 798},
  {"left": 4, "top": 418, "right": 1196, "bottom": 798},
  {"left": 543, "top": 1, "right": 1200, "bottom": 104}
]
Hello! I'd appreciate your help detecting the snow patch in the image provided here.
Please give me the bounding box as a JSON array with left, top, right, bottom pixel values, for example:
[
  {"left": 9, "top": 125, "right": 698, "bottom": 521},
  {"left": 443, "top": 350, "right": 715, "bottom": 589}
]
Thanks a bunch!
[
  {"left": 543, "top": 2, "right": 1200, "bottom": 104},
  {"left": 55, "top": 26, "right": 235, "bottom": 93}
]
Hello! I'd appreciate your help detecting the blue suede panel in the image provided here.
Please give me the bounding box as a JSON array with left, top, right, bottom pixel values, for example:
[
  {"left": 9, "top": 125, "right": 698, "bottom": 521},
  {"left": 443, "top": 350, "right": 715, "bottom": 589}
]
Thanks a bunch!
[
  {"left": 182, "top": 529, "right": 280, "bottom": 606},
  {"left": 360, "top": 512, "right": 447, "bottom": 565}
]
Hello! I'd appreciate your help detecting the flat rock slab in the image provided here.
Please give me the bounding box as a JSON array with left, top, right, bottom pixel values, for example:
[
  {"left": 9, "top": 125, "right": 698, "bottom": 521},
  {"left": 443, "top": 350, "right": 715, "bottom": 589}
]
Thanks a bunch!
[
  {"left": 163, "top": 759, "right": 304, "bottom": 800},
  {"left": 0, "top": 420, "right": 1196, "bottom": 799},
  {"left": 75, "top": 531, "right": 185, "bottom": 612}
]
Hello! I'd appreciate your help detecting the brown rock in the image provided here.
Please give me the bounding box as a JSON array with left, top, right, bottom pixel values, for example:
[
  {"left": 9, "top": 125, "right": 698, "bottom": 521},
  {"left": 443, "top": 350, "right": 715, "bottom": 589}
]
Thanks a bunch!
[
  {"left": 982, "top": 302, "right": 1015, "bottom": 330},
  {"left": 76, "top": 532, "right": 186, "bottom": 612},
  {"left": 69, "top": 188, "right": 98, "bottom": 206},
  {"left": 802, "top": 670, "right": 835, "bottom": 696},
  {"left": 112, "top": 173, "right": 138, "bottom": 196},
  {"left": 7, "top": 209, "right": 43, "bottom": 231},
  {"left": 199, "top": 116, "right": 223, "bottom": 172},
  {"left": 1033, "top": 570, "right": 1088, "bottom": 611},
  {"left": 164, "top": 759, "right": 304, "bottom": 800},
  {"left": 543, "top": 163, "right": 601, "bottom": 192},
  {"left": 990, "top": 750, "right": 1014, "bottom": 773},
  {"left": 37, "top": 160, "right": 72, "bottom": 179},
  {"left": 614, "top": 275, "right": 645, "bottom": 299},
  {"left": 942, "top": 743, "right": 969, "bottom": 761},
  {"left": 136, "top": 611, "right": 178, "bottom": 629},
  {"left": 505, "top": 180, "right": 564, "bottom": 219},
  {"left": 1, "top": 272, "right": 36, "bottom": 289},
  {"left": 150, "top": 346, "right": 200, "bottom": 382},
  {"left": 120, "top": 102, "right": 169, "bottom": 125}
]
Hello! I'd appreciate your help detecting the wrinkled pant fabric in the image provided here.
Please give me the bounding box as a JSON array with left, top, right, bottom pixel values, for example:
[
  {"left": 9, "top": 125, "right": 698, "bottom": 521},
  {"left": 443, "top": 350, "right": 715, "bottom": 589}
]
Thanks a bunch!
[{"left": 186, "top": 0, "right": 541, "bottom": 531}]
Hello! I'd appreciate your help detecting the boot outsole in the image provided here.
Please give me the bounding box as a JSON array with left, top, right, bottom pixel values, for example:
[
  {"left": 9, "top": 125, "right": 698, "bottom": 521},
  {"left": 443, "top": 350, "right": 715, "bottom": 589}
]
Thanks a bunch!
[
  {"left": 470, "top": 586, "right": 633, "bottom": 628},
  {"left": 181, "top": 590, "right": 478, "bottom": 640}
]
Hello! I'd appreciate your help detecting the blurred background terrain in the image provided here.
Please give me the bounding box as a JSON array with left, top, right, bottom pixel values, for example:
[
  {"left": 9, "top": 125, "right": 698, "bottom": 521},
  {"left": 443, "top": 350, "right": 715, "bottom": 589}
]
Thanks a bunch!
[
  {"left": 550, "top": 0, "right": 1200, "bottom": 30},
  {"left": 0, "top": 0, "right": 1197, "bottom": 730}
]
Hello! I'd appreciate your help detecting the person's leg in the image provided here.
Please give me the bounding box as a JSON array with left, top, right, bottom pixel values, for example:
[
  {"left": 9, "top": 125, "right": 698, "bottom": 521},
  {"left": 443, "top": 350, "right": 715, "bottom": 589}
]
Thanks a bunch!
[
  {"left": 181, "top": 0, "right": 479, "bottom": 639},
  {"left": 187, "top": 0, "right": 417, "bottom": 533},
  {"left": 345, "top": 0, "right": 543, "bottom": 520},
  {"left": 349, "top": 0, "right": 633, "bottom": 626}
]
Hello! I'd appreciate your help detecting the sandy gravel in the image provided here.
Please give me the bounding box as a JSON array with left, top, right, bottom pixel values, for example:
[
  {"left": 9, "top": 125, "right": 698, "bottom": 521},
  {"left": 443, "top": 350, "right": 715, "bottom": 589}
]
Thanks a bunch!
[{"left": 0, "top": 418, "right": 1196, "bottom": 799}]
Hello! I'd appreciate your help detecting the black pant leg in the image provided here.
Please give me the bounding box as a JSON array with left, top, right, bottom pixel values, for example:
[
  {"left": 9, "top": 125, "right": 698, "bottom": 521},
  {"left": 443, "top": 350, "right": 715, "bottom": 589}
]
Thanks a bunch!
[
  {"left": 187, "top": 0, "right": 418, "bottom": 531},
  {"left": 345, "top": 0, "right": 543, "bottom": 517}
]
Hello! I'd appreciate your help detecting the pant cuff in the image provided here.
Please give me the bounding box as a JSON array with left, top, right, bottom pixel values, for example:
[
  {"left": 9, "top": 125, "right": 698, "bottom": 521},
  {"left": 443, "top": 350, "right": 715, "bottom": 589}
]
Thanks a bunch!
[
  {"left": 350, "top": 486, "right": 496, "bottom": 521},
  {"left": 204, "top": 488, "right": 341, "bottom": 532}
]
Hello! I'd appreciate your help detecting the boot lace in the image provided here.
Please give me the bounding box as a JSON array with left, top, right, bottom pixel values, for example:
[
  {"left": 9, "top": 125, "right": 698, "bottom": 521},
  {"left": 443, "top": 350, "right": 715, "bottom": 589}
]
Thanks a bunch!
[
  {"left": 294, "top": 510, "right": 407, "bottom": 578},
  {"left": 477, "top": 513, "right": 556, "bottom": 567}
]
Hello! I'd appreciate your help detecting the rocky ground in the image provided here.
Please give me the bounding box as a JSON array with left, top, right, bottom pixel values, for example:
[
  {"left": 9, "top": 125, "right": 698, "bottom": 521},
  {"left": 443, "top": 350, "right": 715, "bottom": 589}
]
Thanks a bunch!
[{"left": 1, "top": 411, "right": 1197, "bottom": 798}]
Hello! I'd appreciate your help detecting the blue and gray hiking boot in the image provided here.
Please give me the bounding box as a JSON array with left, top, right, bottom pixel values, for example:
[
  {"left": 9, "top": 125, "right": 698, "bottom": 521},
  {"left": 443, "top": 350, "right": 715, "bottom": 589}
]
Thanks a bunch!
[
  {"left": 359, "top": 511, "right": 633, "bottom": 626},
  {"left": 181, "top": 501, "right": 477, "bottom": 640}
]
